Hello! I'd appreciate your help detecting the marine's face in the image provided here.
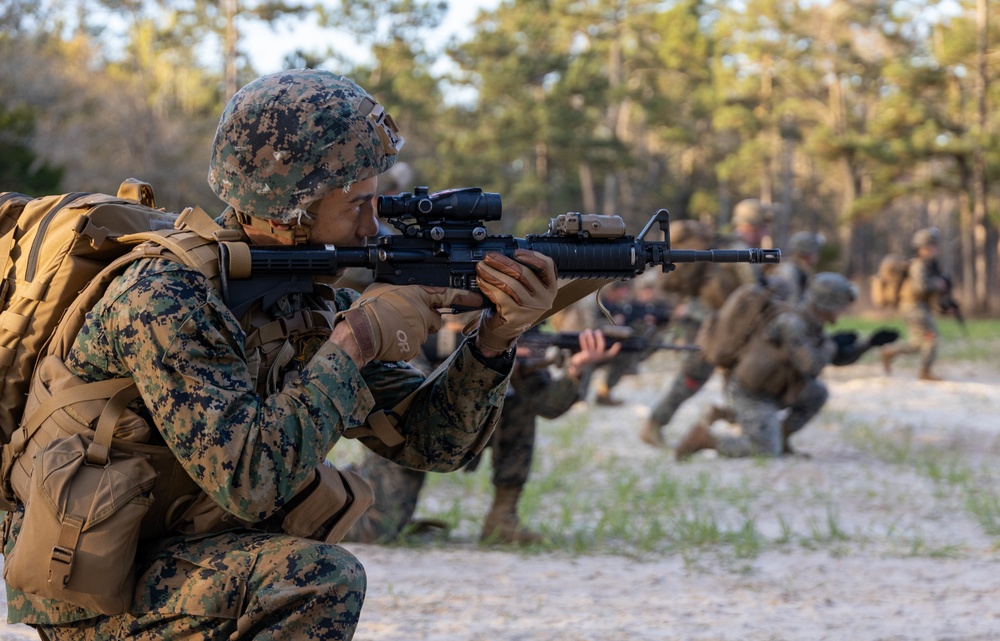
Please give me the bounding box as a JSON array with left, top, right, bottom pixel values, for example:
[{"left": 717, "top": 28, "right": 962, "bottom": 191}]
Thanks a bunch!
[
  {"left": 308, "top": 176, "right": 380, "bottom": 246},
  {"left": 738, "top": 222, "right": 769, "bottom": 246}
]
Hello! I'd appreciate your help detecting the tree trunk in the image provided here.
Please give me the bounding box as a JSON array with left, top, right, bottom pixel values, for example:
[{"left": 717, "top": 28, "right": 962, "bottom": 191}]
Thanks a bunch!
[
  {"left": 973, "top": 0, "right": 995, "bottom": 312},
  {"left": 224, "top": 0, "right": 239, "bottom": 101},
  {"left": 579, "top": 162, "right": 596, "bottom": 214}
]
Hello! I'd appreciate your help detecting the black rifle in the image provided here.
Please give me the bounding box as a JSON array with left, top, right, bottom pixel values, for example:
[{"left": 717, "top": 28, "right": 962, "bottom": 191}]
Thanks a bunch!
[
  {"left": 518, "top": 327, "right": 698, "bottom": 354},
  {"left": 933, "top": 273, "right": 968, "bottom": 336},
  {"left": 219, "top": 186, "right": 781, "bottom": 316}
]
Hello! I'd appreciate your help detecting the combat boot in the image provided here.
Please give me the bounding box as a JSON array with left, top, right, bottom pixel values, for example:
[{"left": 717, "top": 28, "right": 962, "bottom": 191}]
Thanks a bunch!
[
  {"left": 639, "top": 418, "right": 666, "bottom": 448},
  {"left": 594, "top": 382, "right": 623, "bottom": 406},
  {"left": 674, "top": 422, "right": 718, "bottom": 461},
  {"left": 918, "top": 366, "right": 941, "bottom": 382},
  {"left": 480, "top": 486, "right": 542, "bottom": 546}
]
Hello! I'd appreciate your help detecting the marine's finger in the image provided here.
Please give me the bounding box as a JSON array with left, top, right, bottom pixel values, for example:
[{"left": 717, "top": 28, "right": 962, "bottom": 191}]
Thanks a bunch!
[{"left": 421, "top": 286, "right": 485, "bottom": 311}]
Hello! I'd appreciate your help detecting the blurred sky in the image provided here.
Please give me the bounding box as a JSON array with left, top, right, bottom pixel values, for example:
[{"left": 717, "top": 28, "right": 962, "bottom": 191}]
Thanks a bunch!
[{"left": 241, "top": 0, "right": 501, "bottom": 75}]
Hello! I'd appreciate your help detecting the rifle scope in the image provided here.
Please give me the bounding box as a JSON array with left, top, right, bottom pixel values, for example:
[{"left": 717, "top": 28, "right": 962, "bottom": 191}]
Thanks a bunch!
[{"left": 377, "top": 186, "right": 502, "bottom": 223}]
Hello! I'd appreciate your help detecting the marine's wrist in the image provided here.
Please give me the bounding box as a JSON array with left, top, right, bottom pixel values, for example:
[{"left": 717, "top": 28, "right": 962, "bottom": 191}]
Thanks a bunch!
[
  {"left": 330, "top": 319, "right": 366, "bottom": 366},
  {"left": 469, "top": 334, "right": 515, "bottom": 371}
]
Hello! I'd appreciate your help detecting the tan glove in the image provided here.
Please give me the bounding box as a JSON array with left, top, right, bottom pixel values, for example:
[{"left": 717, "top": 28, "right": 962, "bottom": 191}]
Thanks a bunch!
[
  {"left": 476, "top": 250, "right": 558, "bottom": 352},
  {"left": 338, "top": 284, "right": 483, "bottom": 362}
]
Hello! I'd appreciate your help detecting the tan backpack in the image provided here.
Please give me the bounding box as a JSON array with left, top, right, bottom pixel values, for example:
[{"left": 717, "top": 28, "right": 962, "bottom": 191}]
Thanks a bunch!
[
  {"left": 0, "top": 180, "right": 180, "bottom": 444},
  {"left": 695, "top": 282, "right": 784, "bottom": 369},
  {"left": 870, "top": 253, "right": 910, "bottom": 308}
]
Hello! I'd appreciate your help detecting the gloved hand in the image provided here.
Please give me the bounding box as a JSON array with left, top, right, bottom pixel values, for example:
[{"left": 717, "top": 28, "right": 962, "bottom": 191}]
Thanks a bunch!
[
  {"left": 868, "top": 328, "right": 900, "bottom": 347},
  {"left": 476, "top": 250, "right": 558, "bottom": 353},
  {"left": 830, "top": 330, "right": 858, "bottom": 351},
  {"left": 338, "top": 284, "right": 483, "bottom": 362}
]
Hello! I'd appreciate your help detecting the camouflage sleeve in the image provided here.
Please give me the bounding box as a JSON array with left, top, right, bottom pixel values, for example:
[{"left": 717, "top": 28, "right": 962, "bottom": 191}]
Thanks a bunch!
[
  {"left": 767, "top": 312, "right": 835, "bottom": 377},
  {"left": 354, "top": 337, "right": 511, "bottom": 471},
  {"left": 73, "top": 260, "right": 376, "bottom": 522},
  {"left": 514, "top": 368, "right": 580, "bottom": 420}
]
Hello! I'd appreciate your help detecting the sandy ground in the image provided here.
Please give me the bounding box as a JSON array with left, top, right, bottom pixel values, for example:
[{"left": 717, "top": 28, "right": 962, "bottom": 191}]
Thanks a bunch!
[{"left": 2, "top": 347, "right": 999, "bottom": 640}]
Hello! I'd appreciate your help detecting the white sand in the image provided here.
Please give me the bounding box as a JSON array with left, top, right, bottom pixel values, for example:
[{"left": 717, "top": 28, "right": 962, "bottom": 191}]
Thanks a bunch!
[{"left": 3, "top": 351, "right": 999, "bottom": 641}]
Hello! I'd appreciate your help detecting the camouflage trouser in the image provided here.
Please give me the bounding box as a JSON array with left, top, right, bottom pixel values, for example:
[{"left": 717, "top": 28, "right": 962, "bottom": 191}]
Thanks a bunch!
[
  {"left": 650, "top": 318, "right": 714, "bottom": 426},
  {"left": 602, "top": 350, "right": 644, "bottom": 390},
  {"left": 487, "top": 403, "right": 535, "bottom": 489},
  {"left": 33, "top": 531, "right": 365, "bottom": 640},
  {"left": 341, "top": 453, "right": 428, "bottom": 543},
  {"left": 897, "top": 305, "right": 938, "bottom": 370},
  {"left": 715, "top": 377, "right": 828, "bottom": 458},
  {"left": 342, "top": 401, "right": 537, "bottom": 543}
]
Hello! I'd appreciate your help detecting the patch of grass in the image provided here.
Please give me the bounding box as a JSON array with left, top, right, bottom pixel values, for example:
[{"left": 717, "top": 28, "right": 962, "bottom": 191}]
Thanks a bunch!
[
  {"left": 906, "top": 538, "right": 963, "bottom": 559},
  {"left": 845, "top": 422, "right": 914, "bottom": 465},
  {"left": 845, "top": 420, "right": 1000, "bottom": 546},
  {"left": 802, "top": 505, "right": 850, "bottom": 545},
  {"left": 966, "top": 490, "right": 1000, "bottom": 537},
  {"left": 832, "top": 314, "right": 1000, "bottom": 362}
]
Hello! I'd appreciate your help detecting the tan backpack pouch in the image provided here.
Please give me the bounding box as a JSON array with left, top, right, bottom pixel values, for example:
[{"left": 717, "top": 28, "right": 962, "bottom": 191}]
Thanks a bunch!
[
  {"left": 3, "top": 393, "right": 157, "bottom": 615},
  {"left": 731, "top": 338, "right": 807, "bottom": 406},
  {"left": 281, "top": 464, "right": 375, "bottom": 544},
  {"left": 731, "top": 340, "right": 790, "bottom": 397},
  {"left": 3, "top": 354, "right": 201, "bottom": 541},
  {"left": 6, "top": 355, "right": 151, "bottom": 502}
]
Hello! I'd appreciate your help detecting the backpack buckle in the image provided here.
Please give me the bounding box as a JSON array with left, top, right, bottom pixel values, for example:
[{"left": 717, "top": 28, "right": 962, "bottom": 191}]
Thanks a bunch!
[{"left": 49, "top": 545, "right": 75, "bottom": 587}]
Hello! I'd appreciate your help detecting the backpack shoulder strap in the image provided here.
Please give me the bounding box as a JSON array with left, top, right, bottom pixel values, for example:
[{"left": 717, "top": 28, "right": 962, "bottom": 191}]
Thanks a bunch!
[{"left": 45, "top": 206, "right": 241, "bottom": 361}]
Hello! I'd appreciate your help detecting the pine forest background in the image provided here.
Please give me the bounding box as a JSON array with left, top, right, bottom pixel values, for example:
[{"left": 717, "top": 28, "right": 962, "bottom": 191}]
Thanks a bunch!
[{"left": 2, "top": 0, "right": 999, "bottom": 313}]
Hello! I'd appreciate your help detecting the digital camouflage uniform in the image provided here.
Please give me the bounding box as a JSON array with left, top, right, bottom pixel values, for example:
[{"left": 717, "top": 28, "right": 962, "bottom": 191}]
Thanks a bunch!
[
  {"left": 715, "top": 307, "right": 834, "bottom": 457},
  {"left": 343, "top": 339, "right": 582, "bottom": 543},
  {"left": 4, "top": 70, "right": 511, "bottom": 640}
]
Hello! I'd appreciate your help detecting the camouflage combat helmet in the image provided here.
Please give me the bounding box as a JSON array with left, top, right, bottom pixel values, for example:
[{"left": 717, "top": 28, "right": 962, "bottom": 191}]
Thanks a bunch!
[
  {"left": 732, "top": 199, "right": 774, "bottom": 227},
  {"left": 788, "top": 231, "right": 825, "bottom": 256},
  {"left": 805, "top": 272, "right": 857, "bottom": 313},
  {"left": 911, "top": 227, "right": 940, "bottom": 249},
  {"left": 208, "top": 69, "right": 404, "bottom": 231}
]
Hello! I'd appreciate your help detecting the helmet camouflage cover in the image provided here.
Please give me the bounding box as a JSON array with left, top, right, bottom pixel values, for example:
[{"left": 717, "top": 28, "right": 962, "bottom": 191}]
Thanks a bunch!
[
  {"left": 911, "top": 227, "right": 940, "bottom": 249},
  {"left": 806, "top": 272, "right": 857, "bottom": 313},
  {"left": 208, "top": 69, "right": 404, "bottom": 223}
]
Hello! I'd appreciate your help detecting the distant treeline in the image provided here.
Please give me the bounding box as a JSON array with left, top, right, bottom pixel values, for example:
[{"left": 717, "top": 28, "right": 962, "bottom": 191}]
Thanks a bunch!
[{"left": 1, "top": 0, "right": 998, "bottom": 311}]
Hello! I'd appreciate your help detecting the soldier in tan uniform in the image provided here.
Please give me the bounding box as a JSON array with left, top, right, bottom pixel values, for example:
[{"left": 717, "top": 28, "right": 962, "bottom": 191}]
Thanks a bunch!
[
  {"left": 5, "top": 70, "right": 558, "bottom": 640},
  {"left": 879, "top": 227, "right": 948, "bottom": 381},
  {"left": 638, "top": 199, "right": 771, "bottom": 448}
]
